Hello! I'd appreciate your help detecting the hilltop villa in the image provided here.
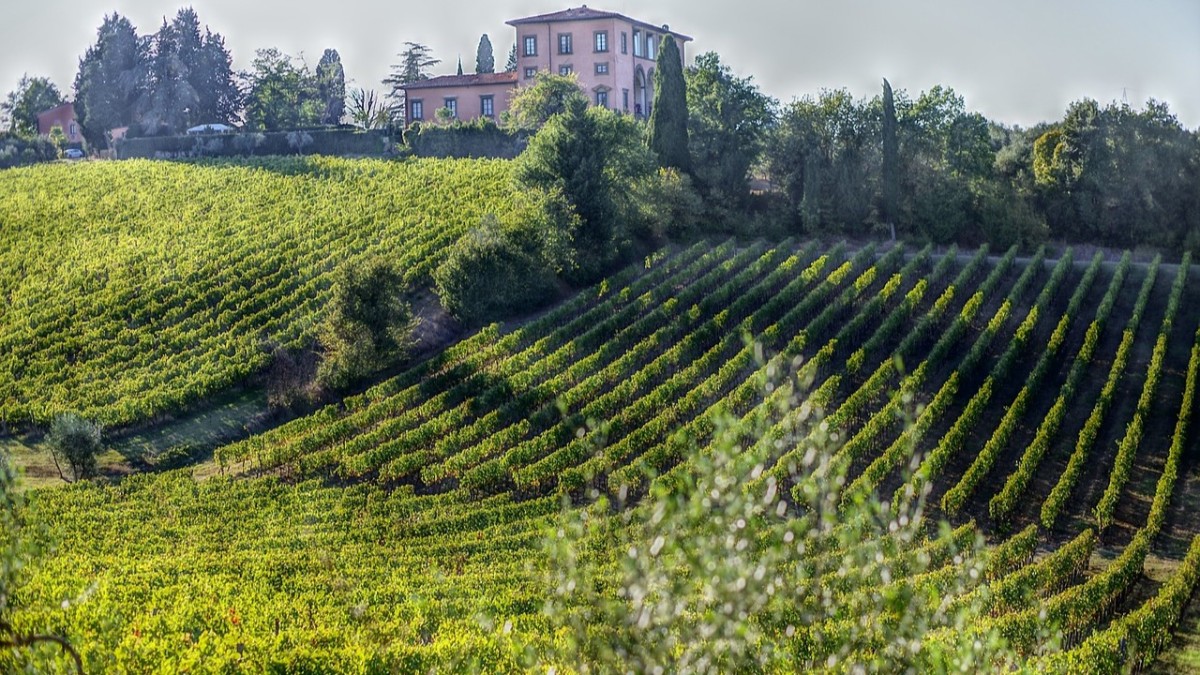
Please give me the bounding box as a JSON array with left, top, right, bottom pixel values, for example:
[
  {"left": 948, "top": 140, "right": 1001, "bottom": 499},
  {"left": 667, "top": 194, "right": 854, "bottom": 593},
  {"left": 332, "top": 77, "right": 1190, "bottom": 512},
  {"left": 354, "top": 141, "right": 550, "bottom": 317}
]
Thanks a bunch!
[{"left": 401, "top": 6, "right": 691, "bottom": 126}]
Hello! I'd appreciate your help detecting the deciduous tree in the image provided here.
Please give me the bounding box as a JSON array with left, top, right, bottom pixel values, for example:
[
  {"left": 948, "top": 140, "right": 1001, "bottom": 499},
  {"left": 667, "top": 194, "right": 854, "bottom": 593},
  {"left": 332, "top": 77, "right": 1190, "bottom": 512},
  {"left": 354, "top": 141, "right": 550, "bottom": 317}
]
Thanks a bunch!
[
  {"left": 505, "top": 71, "right": 586, "bottom": 131},
  {"left": 685, "top": 52, "right": 774, "bottom": 209},
  {"left": 1, "top": 75, "right": 62, "bottom": 135},
  {"left": 47, "top": 413, "right": 102, "bottom": 483},
  {"left": 244, "top": 48, "right": 321, "bottom": 131}
]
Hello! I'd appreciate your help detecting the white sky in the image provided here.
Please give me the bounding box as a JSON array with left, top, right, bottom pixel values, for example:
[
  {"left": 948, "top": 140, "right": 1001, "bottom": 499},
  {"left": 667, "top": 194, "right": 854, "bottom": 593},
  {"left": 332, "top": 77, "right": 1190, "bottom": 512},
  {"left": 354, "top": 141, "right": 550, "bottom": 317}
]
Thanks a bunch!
[{"left": 2, "top": 0, "right": 1198, "bottom": 129}]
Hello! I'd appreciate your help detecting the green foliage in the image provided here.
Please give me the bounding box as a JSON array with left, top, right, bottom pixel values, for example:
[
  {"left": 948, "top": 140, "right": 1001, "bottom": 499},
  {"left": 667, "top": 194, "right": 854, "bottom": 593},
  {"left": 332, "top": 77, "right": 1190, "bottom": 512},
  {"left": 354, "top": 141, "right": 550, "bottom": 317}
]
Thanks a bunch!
[
  {"left": 1033, "top": 98, "right": 1200, "bottom": 249},
  {"left": 135, "top": 8, "right": 239, "bottom": 135},
  {"left": 47, "top": 413, "right": 103, "bottom": 482},
  {"left": 504, "top": 71, "right": 587, "bottom": 132},
  {"left": 244, "top": 48, "right": 323, "bottom": 132},
  {"left": 475, "top": 34, "right": 495, "bottom": 74},
  {"left": 317, "top": 258, "right": 415, "bottom": 390},
  {"left": 624, "top": 167, "right": 705, "bottom": 240},
  {"left": 686, "top": 52, "right": 775, "bottom": 211},
  {"left": 544, "top": 377, "right": 1017, "bottom": 672},
  {"left": 1, "top": 74, "right": 63, "bottom": 135},
  {"left": 434, "top": 216, "right": 558, "bottom": 326},
  {"left": 74, "top": 13, "right": 145, "bottom": 147},
  {"left": 0, "top": 453, "right": 27, "bottom": 618},
  {"left": 0, "top": 132, "right": 57, "bottom": 169},
  {"left": 505, "top": 44, "right": 517, "bottom": 73},
  {"left": 383, "top": 42, "right": 440, "bottom": 118},
  {"left": 768, "top": 89, "right": 878, "bottom": 236},
  {"left": 647, "top": 36, "right": 689, "bottom": 172},
  {"left": 516, "top": 97, "right": 628, "bottom": 283},
  {"left": 47, "top": 125, "right": 67, "bottom": 159},
  {"left": 315, "top": 49, "right": 347, "bottom": 126}
]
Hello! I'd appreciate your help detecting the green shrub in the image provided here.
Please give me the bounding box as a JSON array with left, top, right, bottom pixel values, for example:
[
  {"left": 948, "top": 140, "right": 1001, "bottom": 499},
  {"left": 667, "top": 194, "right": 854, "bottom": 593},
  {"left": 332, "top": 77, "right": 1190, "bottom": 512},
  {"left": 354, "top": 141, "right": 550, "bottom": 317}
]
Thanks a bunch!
[
  {"left": 624, "top": 167, "right": 705, "bottom": 241},
  {"left": 317, "top": 258, "right": 415, "bottom": 390},
  {"left": 435, "top": 216, "right": 558, "bottom": 326}
]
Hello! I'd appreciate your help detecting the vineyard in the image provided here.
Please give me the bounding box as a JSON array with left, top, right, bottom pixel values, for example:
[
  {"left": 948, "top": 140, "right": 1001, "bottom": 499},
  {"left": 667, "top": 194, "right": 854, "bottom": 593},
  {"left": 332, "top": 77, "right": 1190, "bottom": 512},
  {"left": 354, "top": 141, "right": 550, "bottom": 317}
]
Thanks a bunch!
[
  {"left": 0, "top": 157, "right": 525, "bottom": 427},
  {"left": 7, "top": 237, "right": 1200, "bottom": 672}
]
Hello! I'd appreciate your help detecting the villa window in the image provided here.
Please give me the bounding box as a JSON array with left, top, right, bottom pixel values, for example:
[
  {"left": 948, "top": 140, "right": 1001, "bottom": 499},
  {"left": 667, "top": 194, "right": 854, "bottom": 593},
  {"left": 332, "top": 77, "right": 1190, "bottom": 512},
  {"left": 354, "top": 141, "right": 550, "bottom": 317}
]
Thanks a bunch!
[
  {"left": 596, "top": 90, "right": 609, "bottom": 108},
  {"left": 410, "top": 99, "right": 424, "bottom": 120},
  {"left": 559, "top": 64, "right": 573, "bottom": 76},
  {"left": 595, "top": 62, "right": 609, "bottom": 75},
  {"left": 622, "top": 89, "right": 629, "bottom": 111},
  {"left": 523, "top": 35, "right": 537, "bottom": 57},
  {"left": 621, "top": 32, "right": 628, "bottom": 54},
  {"left": 480, "top": 95, "right": 494, "bottom": 118},
  {"left": 524, "top": 67, "right": 537, "bottom": 79},
  {"left": 633, "top": 29, "right": 642, "bottom": 57},
  {"left": 444, "top": 98, "right": 457, "bottom": 118},
  {"left": 594, "top": 31, "right": 608, "bottom": 53},
  {"left": 558, "top": 33, "right": 573, "bottom": 55},
  {"left": 647, "top": 34, "right": 657, "bottom": 60}
]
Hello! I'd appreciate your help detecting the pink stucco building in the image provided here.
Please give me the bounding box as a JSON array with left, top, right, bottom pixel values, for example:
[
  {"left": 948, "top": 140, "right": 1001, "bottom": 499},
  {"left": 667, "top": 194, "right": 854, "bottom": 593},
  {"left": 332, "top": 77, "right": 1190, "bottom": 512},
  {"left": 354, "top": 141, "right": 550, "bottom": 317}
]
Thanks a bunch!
[
  {"left": 37, "top": 102, "right": 84, "bottom": 144},
  {"left": 402, "top": 6, "right": 691, "bottom": 126}
]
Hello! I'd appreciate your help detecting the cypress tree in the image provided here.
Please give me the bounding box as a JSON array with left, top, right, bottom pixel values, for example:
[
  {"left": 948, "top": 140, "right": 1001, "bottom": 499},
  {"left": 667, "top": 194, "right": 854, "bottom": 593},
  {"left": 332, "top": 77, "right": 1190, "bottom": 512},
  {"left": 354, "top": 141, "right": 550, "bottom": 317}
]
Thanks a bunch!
[
  {"left": 882, "top": 78, "right": 899, "bottom": 239},
  {"left": 647, "top": 35, "right": 690, "bottom": 172},
  {"left": 475, "top": 34, "right": 495, "bottom": 74}
]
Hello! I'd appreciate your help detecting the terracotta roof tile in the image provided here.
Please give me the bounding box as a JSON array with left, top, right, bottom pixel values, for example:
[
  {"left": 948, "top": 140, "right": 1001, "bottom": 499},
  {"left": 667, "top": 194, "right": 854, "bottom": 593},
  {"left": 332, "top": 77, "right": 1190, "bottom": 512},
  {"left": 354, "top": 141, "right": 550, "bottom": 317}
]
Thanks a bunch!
[{"left": 401, "top": 71, "right": 519, "bottom": 90}]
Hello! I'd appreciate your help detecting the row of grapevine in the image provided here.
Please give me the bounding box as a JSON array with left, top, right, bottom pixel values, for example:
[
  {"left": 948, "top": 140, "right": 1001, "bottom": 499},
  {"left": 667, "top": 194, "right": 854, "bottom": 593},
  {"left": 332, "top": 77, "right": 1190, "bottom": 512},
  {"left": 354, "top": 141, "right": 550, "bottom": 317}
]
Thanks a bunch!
[
  {"left": 986, "top": 252, "right": 1128, "bottom": 524},
  {"left": 942, "top": 254, "right": 1153, "bottom": 516},
  {"left": 1040, "top": 256, "right": 1163, "bottom": 527},
  {"left": 1093, "top": 253, "right": 1190, "bottom": 533}
]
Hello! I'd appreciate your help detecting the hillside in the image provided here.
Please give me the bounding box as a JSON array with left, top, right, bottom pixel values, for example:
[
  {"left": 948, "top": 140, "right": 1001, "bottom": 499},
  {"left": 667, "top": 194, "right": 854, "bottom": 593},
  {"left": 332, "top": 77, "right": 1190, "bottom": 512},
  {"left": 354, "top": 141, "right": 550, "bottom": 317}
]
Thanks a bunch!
[
  {"left": 7, "top": 239, "right": 1200, "bottom": 671},
  {"left": 0, "top": 157, "right": 525, "bottom": 428}
]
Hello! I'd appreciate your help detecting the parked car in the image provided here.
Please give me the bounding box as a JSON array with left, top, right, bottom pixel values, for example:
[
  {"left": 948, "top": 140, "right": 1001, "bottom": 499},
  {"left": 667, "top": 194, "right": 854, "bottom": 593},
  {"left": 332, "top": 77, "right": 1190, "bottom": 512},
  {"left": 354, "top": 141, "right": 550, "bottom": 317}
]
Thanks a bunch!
[{"left": 63, "top": 148, "right": 85, "bottom": 159}]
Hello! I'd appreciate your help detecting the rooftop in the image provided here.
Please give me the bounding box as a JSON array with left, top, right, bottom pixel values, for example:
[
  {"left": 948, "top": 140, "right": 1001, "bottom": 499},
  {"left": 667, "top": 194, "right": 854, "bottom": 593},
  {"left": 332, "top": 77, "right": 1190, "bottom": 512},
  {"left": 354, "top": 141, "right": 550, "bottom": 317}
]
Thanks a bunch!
[
  {"left": 401, "top": 71, "right": 519, "bottom": 90},
  {"left": 506, "top": 5, "right": 693, "bottom": 42}
]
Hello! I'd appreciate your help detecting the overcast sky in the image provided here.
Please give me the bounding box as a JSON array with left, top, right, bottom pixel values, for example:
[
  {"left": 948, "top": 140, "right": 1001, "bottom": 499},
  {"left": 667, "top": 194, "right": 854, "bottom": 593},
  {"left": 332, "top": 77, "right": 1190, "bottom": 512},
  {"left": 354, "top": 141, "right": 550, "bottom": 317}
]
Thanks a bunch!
[{"left": 2, "top": 0, "right": 1198, "bottom": 129}]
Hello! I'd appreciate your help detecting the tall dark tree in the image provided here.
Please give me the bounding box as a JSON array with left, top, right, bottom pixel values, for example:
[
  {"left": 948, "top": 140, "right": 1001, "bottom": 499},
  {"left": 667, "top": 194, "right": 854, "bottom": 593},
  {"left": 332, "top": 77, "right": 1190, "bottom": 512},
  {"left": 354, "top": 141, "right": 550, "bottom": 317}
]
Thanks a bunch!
[
  {"left": 505, "top": 44, "right": 518, "bottom": 72},
  {"left": 383, "top": 42, "right": 440, "bottom": 120},
  {"left": 316, "top": 49, "right": 346, "bottom": 125},
  {"left": 476, "top": 34, "right": 495, "bottom": 74},
  {"left": 74, "top": 13, "right": 146, "bottom": 145},
  {"left": 881, "top": 78, "right": 899, "bottom": 239},
  {"left": 648, "top": 36, "right": 690, "bottom": 172},
  {"left": 457, "top": 57, "right": 464, "bottom": 77},
  {"left": 2, "top": 75, "right": 63, "bottom": 135},
  {"left": 136, "top": 18, "right": 199, "bottom": 135},
  {"left": 196, "top": 28, "right": 240, "bottom": 124},
  {"left": 685, "top": 52, "right": 775, "bottom": 208},
  {"left": 516, "top": 96, "right": 618, "bottom": 283}
]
